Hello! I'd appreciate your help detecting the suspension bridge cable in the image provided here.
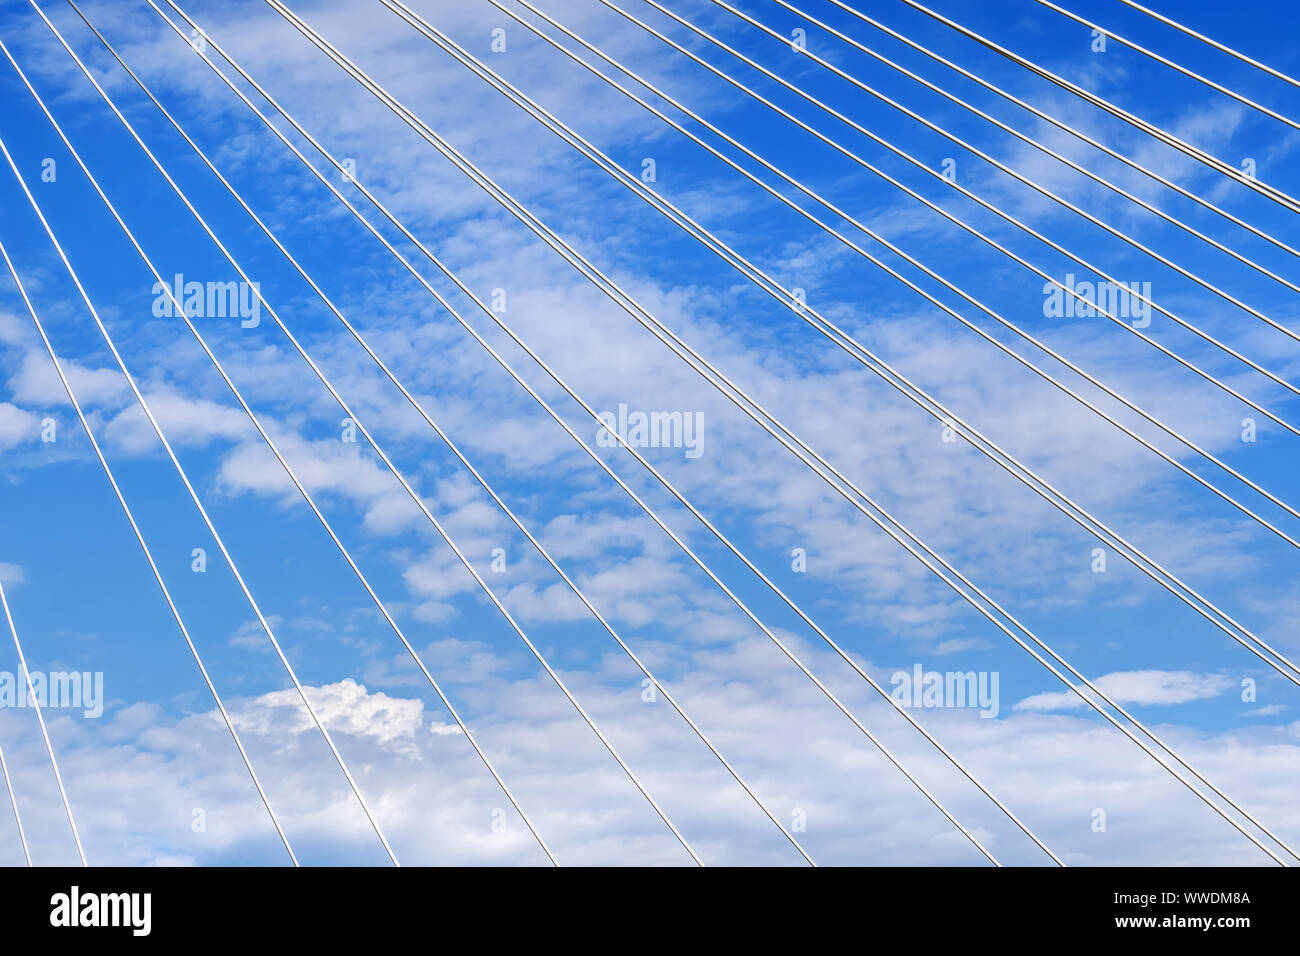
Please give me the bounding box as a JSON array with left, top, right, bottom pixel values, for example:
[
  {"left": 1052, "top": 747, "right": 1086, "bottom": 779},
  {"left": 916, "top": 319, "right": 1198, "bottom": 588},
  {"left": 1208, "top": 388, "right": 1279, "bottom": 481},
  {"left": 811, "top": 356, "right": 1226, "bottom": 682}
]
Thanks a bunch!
[
  {"left": 376, "top": 0, "right": 1300, "bottom": 866},
  {"left": 891, "top": 0, "right": 1300, "bottom": 213},
  {"left": 0, "top": 551, "right": 85, "bottom": 865},
  {"left": 63, "top": 0, "right": 805, "bottom": 865},
  {"left": 154, "top": 0, "right": 1034, "bottom": 865},
  {"left": 0, "top": 42, "right": 401, "bottom": 867},
  {"left": 1114, "top": 0, "right": 1300, "bottom": 91},
  {"left": 0, "top": 231, "right": 299, "bottom": 866},
  {"left": 1035, "top": 0, "right": 1300, "bottom": 132},
  {"left": 824, "top": 0, "right": 1300, "bottom": 264},
  {"left": 244, "top": 0, "right": 1296, "bottom": 863},
  {"left": 465, "top": 0, "right": 1300, "bottom": 686}
]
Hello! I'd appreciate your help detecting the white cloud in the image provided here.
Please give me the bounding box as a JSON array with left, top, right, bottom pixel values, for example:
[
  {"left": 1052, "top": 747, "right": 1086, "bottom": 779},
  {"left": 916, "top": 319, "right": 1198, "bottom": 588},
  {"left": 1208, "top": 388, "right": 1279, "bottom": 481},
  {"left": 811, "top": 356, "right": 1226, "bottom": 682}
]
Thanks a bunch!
[{"left": 1015, "top": 670, "right": 1235, "bottom": 712}]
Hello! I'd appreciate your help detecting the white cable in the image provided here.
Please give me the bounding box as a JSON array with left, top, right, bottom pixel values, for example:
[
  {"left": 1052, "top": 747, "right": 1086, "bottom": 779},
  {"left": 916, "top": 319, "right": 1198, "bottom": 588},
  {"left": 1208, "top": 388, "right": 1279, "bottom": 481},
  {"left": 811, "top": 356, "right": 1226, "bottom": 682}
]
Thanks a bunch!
[
  {"left": 157, "top": 0, "right": 1015, "bottom": 865},
  {"left": 279, "top": 0, "right": 1300, "bottom": 864},
  {"left": 386, "top": 0, "right": 1298, "bottom": 867},
  {"left": 759, "top": 0, "right": 1300, "bottom": 357},
  {"left": 32, "top": 2, "right": 697, "bottom": 871},
  {"left": 1115, "top": 0, "right": 1300, "bottom": 91},
  {"left": 0, "top": 567, "right": 85, "bottom": 865},
  {"left": 0, "top": 233, "right": 298, "bottom": 866},
  {"left": 716, "top": 0, "right": 1300, "bottom": 344},
  {"left": 828, "top": 0, "right": 1300, "bottom": 264},
  {"left": 893, "top": 0, "right": 1300, "bottom": 213},
  {"left": 514, "top": 0, "right": 1300, "bottom": 551},
  {"left": 44, "top": 0, "right": 564, "bottom": 867},
  {"left": 0, "top": 39, "right": 401, "bottom": 867},
  {"left": 1037, "top": 0, "right": 1300, "bottom": 132},
  {"left": 62, "top": 0, "right": 797, "bottom": 866},
  {"left": 0, "top": 703, "right": 31, "bottom": 865},
  {"left": 0, "top": 234, "right": 297, "bottom": 868},
  {"left": 480, "top": 0, "right": 1300, "bottom": 688},
  {"left": 621, "top": 0, "right": 1300, "bottom": 423},
  {"left": 224, "top": 0, "right": 1290, "bottom": 863}
]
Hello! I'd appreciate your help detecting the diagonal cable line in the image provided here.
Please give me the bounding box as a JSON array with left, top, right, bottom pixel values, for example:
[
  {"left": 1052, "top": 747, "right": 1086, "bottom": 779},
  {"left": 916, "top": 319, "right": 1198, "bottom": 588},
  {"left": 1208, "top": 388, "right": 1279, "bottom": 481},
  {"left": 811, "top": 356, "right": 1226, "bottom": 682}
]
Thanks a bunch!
[
  {"left": 295, "top": 0, "right": 1300, "bottom": 860},
  {"left": 40, "top": 0, "right": 570, "bottom": 870},
  {"left": 206, "top": 0, "right": 1295, "bottom": 863},
  {"left": 0, "top": 44, "right": 403, "bottom": 869},
  {"left": 758, "top": 0, "right": 1300, "bottom": 306},
  {"left": 373, "top": 0, "right": 1300, "bottom": 867},
  {"left": 892, "top": 0, "right": 1300, "bottom": 214},
  {"left": 760, "top": 0, "right": 1300, "bottom": 333},
  {"left": 67, "top": 0, "right": 814, "bottom": 869},
  {"left": 27, "top": 10, "right": 561, "bottom": 872},
  {"left": 485, "top": 0, "right": 1300, "bottom": 554},
  {"left": 0, "top": 557, "right": 85, "bottom": 865},
  {"left": 1037, "top": 0, "right": 1300, "bottom": 132},
  {"left": 0, "top": 685, "right": 31, "bottom": 866},
  {"left": 825, "top": 0, "right": 1300, "bottom": 265},
  {"left": 1115, "top": 0, "right": 1300, "bottom": 91},
  {"left": 458, "top": 0, "right": 1300, "bottom": 689},
  {"left": 58, "top": 0, "right": 806, "bottom": 866},
  {"left": 29, "top": 0, "right": 691, "bottom": 871},
  {"left": 613, "top": 0, "right": 1300, "bottom": 425},
  {"left": 584, "top": 0, "right": 1300, "bottom": 686},
  {"left": 153, "top": 0, "right": 1033, "bottom": 866},
  {"left": 0, "top": 232, "right": 299, "bottom": 867},
  {"left": 716, "top": 0, "right": 1300, "bottom": 345}
]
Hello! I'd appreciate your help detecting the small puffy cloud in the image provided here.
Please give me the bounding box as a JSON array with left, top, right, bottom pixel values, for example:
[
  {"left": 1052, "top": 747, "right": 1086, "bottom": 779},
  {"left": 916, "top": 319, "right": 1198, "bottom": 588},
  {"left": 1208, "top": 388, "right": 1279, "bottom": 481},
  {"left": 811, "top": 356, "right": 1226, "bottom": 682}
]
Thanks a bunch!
[
  {"left": 0, "top": 401, "right": 39, "bottom": 451},
  {"left": 231, "top": 678, "right": 425, "bottom": 749}
]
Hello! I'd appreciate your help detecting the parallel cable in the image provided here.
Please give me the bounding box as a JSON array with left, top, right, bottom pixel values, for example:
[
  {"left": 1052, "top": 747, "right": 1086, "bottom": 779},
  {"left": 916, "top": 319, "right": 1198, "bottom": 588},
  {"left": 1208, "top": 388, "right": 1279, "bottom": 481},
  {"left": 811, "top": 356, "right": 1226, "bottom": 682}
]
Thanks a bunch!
[
  {"left": 0, "top": 40, "right": 400, "bottom": 867},
  {"left": 0, "top": 232, "right": 298, "bottom": 866},
  {"left": 46, "top": 0, "right": 563, "bottom": 867},
  {"left": 1036, "top": 0, "right": 1300, "bottom": 132},
  {"left": 716, "top": 0, "right": 1300, "bottom": 344},
  {"left": 40, "top": 0, "right": 692, "bottom": 870},
  {"left": 892, "top": 0, "right": 1300, "bottom": 213},
  {"left": 378, "top": 0, "right": 1300, "bottom": 866},
  {"left": 503, "top": 0, "right": 1300, "bottom": 550},
  {"left": 213, "top": 0, "right": 1292, "bottom": 863},
  {"left": 758, "top": 0, "right": 1300, "bottom": 355},
  {"left": 761, "top": 0, "right": 1300, "bottom": 308},
  {"left": 619, "top": 0, "right": 1300, "bottom": 425},
  {"left": 0, "top": 558, "right": 85, "bottom": 864},
  {"left": 473, "top": 0, "right": 1300, "bottom": 689},
  {"left": 157, "top": 0, "right": 1024, "bottom": 865},
  {"left": 0, "top": 686, "right": 31, "bottom": 865},
  {"left": 1115, "top": 0, "right": 1300, "bottom": 91},
  {"left": 65, "top": 0, "right": 807, "bottom": 865},
  {"left": 826, "top": 0, "right": 1300, "bottom": 264}
]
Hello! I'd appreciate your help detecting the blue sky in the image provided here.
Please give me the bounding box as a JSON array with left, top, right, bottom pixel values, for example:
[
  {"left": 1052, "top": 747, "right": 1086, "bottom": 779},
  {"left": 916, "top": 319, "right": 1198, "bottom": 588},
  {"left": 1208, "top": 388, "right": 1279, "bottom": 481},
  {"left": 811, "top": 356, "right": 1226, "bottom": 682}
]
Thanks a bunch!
[{"left": 1, "top": 0, "right": 1299, "bottom": 866}]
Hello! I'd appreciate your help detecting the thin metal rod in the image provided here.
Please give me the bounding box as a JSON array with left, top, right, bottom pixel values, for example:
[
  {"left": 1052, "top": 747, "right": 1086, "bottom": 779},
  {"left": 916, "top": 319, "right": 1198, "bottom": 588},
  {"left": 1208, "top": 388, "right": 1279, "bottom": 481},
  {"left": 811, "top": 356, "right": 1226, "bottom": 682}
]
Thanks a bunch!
[
  {"left": 827, "top": 0, "right": 1300, "bottom": 264},
  {"left": 50, "top": 0, "right": 562, "bottom": 867},
  {"left": 69, "top": 0, "right": 804, "bottom": 866},
  {"left": 481, "top": 0, "right": 1300, "bottom": 688},
  {"left": 1115, "top": 0, "right": 1300, "bottom": 91},
  {"left": 0, "top": 566, "right": 85, "bottom": 865},
  {"left": 157, "top": 0, "right": 1012, "bottom": 865},
  {"left": 260, "top": 0, "right": 1291, "bottom": 863},
  {"left": 0, "top": 233, "right": 299, "bottom": 866},
  {"left": 389, "top": 0, "right": 1297, "bottom": 867},
  {"left": 0, "top": 38, "right": 400, "bottom": 867},
  {"left": 1037, "top": 0, "right": 1300, "bottom": 132},
  {"left": 892, "top": 0, "right": 1300, "bottom": 213}
]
